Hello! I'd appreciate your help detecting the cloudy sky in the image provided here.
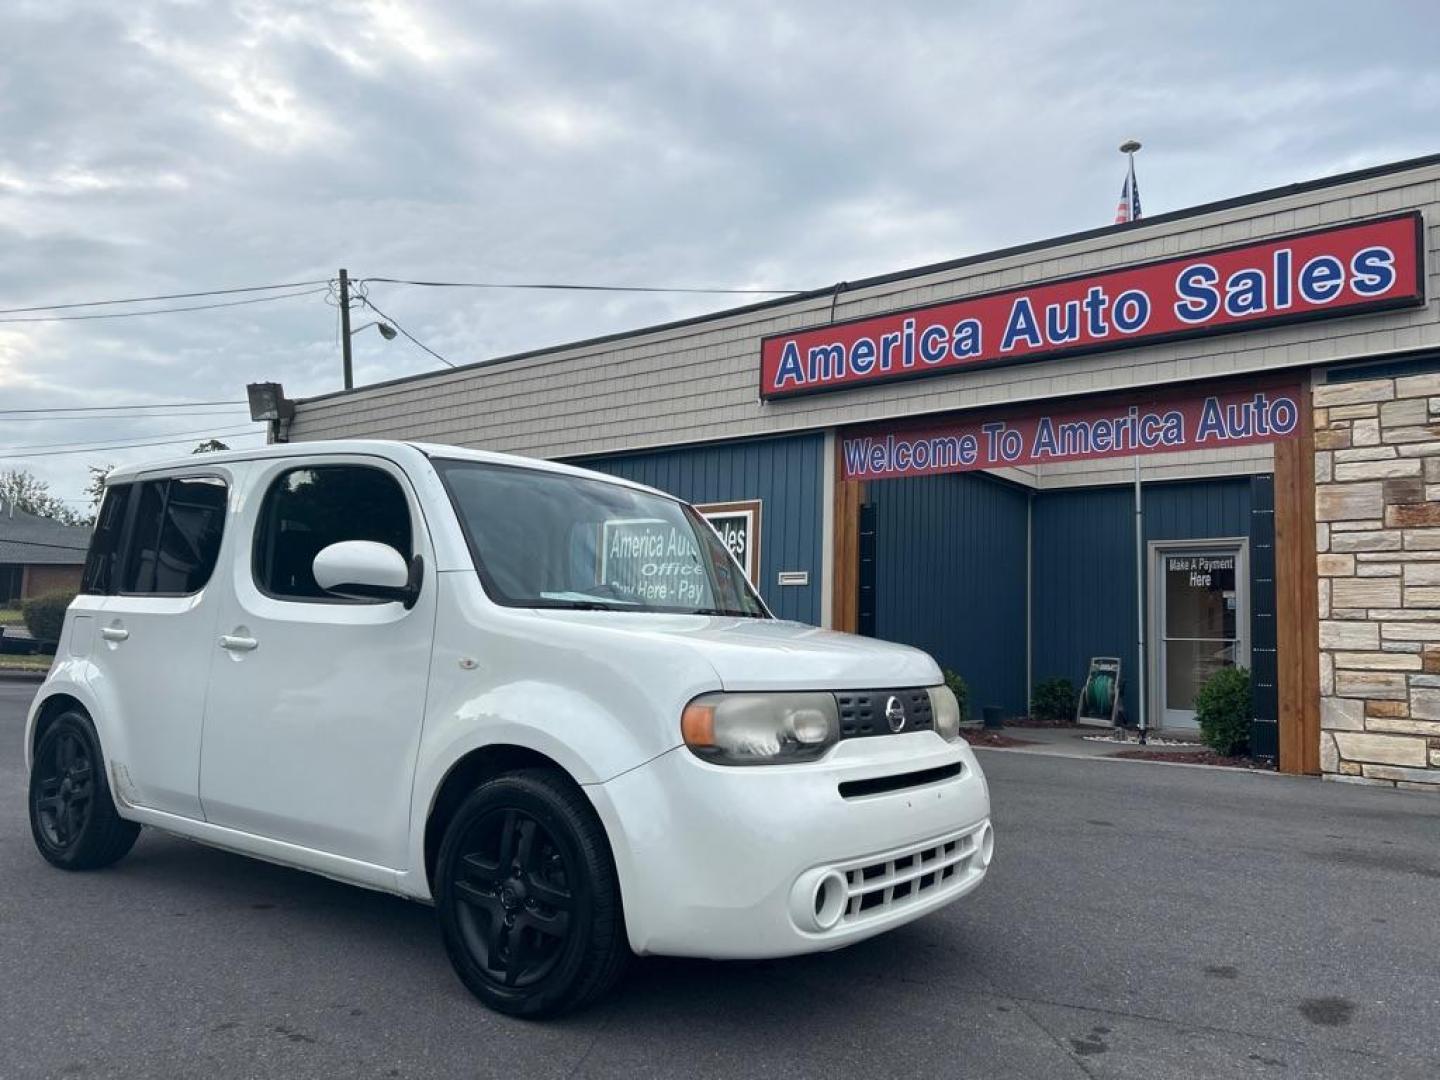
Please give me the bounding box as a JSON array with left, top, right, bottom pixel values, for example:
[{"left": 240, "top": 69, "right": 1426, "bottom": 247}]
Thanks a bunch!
[{"left": 1, "top": 0, "right": 1436, "bottom": 508}]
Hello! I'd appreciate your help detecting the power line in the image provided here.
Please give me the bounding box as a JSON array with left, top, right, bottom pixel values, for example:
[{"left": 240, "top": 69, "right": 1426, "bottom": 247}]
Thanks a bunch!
[
  {"left": 362, "top": 277, "right": 804, "bottom": 296},
  {"left": 0, "top": 273, "right": 803, "bottom": 322},
  {"left": 0, "top": 399, "right": 246, "bottom": 414},
  {"left": 1, "top": 423, "right": 261, "bottom": 455},
  {"left": 0, "top": 410, "right": 248, "bottom": 423},
  {"left": 358, "top": 295, "right": 456, "bottom": 370},
  {"left": 0, "top": 286, "right": 328, "bottom": 324},
  {"left": 0, "top": 430, "right": 266, "bottom": 461},
  {"left": 0, "top": 279, "right": 329, "bottom": 315},
  {"left": 0, "top": 423, "right": 262, "bottom": 457}
]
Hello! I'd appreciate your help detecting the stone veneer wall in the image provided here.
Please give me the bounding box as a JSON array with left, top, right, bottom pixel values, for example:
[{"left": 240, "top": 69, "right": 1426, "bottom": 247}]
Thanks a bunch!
[{"left": 1313, "top": 370, "right": 1440, "bottom": 791}]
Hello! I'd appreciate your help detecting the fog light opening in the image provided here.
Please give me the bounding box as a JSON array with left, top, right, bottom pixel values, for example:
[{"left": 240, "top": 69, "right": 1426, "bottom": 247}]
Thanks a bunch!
[
  {"left": 813, "top": 870, "right": 848, "bottom": 931},
  {"left": 978, "top": 822, "right": 995, "bottom": 868}
]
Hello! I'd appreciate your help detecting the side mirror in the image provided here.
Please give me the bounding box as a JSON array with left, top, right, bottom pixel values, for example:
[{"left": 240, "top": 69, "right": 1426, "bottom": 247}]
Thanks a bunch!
[{"left": 313, "top": 541, "right": 423, "bottom": 609}]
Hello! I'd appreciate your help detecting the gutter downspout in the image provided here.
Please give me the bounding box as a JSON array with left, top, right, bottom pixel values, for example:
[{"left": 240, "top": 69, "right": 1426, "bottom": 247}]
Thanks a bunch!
[
  {"left": 1026, "top": 489, "right": 1034, "bottom": 715},
  {"left": 1135, "top": 455, "right": 1148, "bottom": 744}
]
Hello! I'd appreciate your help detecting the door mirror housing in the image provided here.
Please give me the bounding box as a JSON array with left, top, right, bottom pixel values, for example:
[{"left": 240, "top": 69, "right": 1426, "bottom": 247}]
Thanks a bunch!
[{"left": 312, "top": 541, "right": 422, "bottom": 609}]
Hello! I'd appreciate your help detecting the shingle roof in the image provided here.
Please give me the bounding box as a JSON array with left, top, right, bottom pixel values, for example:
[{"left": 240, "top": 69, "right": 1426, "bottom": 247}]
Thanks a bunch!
[{"left": 0, "top": 503, "right": 91, "bottom": 566}]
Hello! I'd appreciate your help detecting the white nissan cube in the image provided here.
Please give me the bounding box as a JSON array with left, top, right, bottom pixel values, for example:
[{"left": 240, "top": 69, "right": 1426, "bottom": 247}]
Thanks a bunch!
[{"left": 25, "top": 441, "right": 992, "bottom": 1016}]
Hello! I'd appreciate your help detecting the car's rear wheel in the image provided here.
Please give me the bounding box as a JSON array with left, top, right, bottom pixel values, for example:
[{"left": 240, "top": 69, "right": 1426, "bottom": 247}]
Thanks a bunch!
[
  {"left": 29, "top": 709, "right": 140, "bottom": 870},
  {"left": 435, "top": 769, "right": 628, "bottom": 1017}
]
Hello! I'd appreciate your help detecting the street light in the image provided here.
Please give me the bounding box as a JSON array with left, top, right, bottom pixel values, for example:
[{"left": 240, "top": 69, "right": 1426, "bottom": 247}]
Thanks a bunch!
[{"left": 350, "top": 320, "right": 397, "bottom": 341}]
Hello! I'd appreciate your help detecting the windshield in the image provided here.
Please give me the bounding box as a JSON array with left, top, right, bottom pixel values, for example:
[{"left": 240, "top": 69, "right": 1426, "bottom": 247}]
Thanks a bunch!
[{"left": 436, "top": 459, "right": 769, "bottom": 617}]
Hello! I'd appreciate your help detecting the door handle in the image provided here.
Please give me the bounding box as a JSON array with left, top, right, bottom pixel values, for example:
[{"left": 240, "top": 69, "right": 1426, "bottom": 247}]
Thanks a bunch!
[
  {"left": 100, "top": 626, "right": 129, "bottom": 642},
  {"left": 219, "top": 634, "right": 259, "bottom": 652}
]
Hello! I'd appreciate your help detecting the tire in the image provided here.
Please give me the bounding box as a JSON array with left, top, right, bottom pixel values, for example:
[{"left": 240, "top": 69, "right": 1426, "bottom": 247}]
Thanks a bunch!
[
  {"left": 29, "top": 709, "right": 140, "bottom": 871},
  {"left": 435, "top": 769, "right": 628, "bottom": 1018}
]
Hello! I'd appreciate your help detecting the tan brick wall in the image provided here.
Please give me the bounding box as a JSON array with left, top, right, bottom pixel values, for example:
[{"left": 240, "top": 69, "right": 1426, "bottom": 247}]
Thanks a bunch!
[
  {"left": 1314, "top": 371, "right": 1440, "bottom": 791},
  {"left": 21, "top": 564, "right": 82, "bottom": 599}
]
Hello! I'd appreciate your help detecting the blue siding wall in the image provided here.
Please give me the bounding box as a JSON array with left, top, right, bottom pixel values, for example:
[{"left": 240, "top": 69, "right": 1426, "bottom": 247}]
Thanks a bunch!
[
  {"left": 1031, "top": 477, "right": 1255, "bottom": 724},
  {"left": 868, "top": 473, "right": 1030, "bottom": 717},
  {"left": 577, "top": 434, "right": 825, "bottom": 623},
  {"left": 1030, "top": 486, "right": 1133, "bottom": 721}
]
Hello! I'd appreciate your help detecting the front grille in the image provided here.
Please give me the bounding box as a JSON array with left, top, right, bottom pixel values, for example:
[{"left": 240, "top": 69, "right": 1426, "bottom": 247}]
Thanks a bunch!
[
  {"left": 838, "top": 826, "right": 980, "bottom": 923},
  {"left": 835, "top": 688, "right": 934, "bottom": 739}
]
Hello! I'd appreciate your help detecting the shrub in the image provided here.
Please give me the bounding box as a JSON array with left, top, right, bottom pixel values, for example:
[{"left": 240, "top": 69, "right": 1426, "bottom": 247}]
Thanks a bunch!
[
  {"left": 1030, "top": 677, "right": 1076, "bottom": 724},
  {"left": 942, "top": 669, "right": 970, "bottom": 723},
  {"left": 22, "top": 591, "right": 75, "bottom": 645},
  {"left": 1195, "top": 666, "right": 1252, "bottom": 756}
]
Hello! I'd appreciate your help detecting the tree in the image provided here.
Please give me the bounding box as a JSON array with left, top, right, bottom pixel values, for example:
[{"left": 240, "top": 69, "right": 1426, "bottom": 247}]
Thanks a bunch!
[
  {"left": 85, "top": 464, "right": 115, "bottom": 520},
  {"left": 193, "top": 439, "right": 230, "bottom": 454},
  {"left": 0, "top": 468, "right": 82, "bottom": 526}
]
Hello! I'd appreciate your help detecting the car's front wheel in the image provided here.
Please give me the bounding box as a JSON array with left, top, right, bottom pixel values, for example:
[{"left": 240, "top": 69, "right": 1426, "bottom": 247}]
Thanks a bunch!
[
  {"left": 435, "top": 769, "right": 628, "bottom": 1017},
  {"left": 29, "top": 708, "right": 140, "bottom": 870}
]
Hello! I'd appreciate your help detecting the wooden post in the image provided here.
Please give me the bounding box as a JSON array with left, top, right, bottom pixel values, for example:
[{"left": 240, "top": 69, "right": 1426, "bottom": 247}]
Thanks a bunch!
[
  {"left": 1273, "top": 377, "right": 1321, "bottom": 775},
  {"left": 831, "top": 436, "right": 864, "bottom": 635}
]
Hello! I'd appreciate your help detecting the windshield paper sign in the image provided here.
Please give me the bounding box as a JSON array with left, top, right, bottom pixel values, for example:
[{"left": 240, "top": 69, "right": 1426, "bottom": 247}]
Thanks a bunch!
[
  {"left": 760, "top": 213, "right": 1423, "bottom": 399},
  {"left": 841, "top": 381, "right": 1302, "bottom": 481},
  {"left": 600, "top": 518, "right": 705, "bottom": 606}
]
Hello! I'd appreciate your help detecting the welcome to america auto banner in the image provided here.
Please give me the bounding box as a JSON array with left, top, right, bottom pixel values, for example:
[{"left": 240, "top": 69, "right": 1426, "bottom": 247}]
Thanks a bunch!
[{"left": 840, "top": 379, "right": 1302, "bottom": 481}]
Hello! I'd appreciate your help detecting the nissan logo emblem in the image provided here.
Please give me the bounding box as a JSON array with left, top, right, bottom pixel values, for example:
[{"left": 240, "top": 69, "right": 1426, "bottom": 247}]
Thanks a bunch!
[{"left": 885, "top": 695, "right": 907, "bottom": 733}]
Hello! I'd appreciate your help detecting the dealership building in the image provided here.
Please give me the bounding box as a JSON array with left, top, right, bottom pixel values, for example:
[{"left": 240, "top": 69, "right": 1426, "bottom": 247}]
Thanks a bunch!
[{"left": 284, "top": 153, "right": 1440, "bottom": 788}]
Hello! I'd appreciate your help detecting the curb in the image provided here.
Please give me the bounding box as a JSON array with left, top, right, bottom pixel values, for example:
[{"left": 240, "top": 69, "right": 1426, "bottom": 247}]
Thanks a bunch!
[
  {"left": 0, "top": 669, "right": 46, "bottom": 684},
  {"left": 969, "top": 743, "right": 1288, "bottom": 777}
]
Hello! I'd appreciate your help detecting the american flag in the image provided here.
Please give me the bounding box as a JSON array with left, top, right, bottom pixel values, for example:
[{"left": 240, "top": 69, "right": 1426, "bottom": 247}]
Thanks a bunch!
[{"left": 1114, "top": 163, "right": 1141, "bottom": 224}]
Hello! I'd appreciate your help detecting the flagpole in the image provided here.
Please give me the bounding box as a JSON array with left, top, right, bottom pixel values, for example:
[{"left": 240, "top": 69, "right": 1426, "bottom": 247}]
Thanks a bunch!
[
  {"left": 1120, "top": 138, "right": 1142, "bottom": 222},
  {"left": 1118, "top": 138, "right": 1146, "bottom": 743}
]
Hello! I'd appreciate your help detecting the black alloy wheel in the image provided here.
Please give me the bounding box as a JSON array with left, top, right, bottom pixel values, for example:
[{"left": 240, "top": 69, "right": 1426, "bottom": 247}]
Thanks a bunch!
[
  {"left": 29, "top": 709, "right": 140, "bottom": 870},
  {"left": 436, "top": 770, "right": 627, "bottom": 1017},
  {"left": 456, "top": 808, "right": 574, "bottom": 987},
  {"left": 34, "top": 726, "right": 93, "bottom": 848}
]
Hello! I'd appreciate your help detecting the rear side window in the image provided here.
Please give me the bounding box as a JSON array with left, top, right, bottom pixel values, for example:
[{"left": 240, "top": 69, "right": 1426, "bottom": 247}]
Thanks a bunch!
[
  {"left": 253, "top": 465, "right": 412, "bottom": 601},
  {"left": 120, "top": 477, "right": 228, "bottom": 595},
  {"left": 81, "top": 483, "right": 133, "bottom": 595},
  {"left": 120, "top": 481, "right": 166, "bottom": 593}
]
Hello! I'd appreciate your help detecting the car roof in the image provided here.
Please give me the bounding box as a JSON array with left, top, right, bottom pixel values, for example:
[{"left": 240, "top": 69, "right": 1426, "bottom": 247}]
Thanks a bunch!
[{"left": 104, "top": 438, "right": 669, "bottom": 499}]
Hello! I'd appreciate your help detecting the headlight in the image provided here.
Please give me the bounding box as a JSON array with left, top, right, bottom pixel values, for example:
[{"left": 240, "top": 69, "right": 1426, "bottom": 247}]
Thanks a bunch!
[
  {"left": 682, "top": 692, "right": 839, "bottom": 765},
  {"left": 928, "top": 684, "right": 962, "bottom": 742}
]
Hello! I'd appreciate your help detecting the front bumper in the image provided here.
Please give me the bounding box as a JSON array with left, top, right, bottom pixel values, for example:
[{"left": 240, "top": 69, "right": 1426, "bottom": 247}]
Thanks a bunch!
[{"left": 586, "top": 731, "right": 992, "bottom": 959}]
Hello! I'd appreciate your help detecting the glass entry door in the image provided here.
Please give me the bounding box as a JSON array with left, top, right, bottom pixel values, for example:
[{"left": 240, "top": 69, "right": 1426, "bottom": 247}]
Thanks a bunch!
[{"left": 1155, "top": 545, "right": 1246, "bottom": 731}]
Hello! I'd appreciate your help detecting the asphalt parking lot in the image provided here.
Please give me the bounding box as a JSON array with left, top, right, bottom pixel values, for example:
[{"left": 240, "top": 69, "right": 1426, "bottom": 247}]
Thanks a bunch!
[{"left": 1, "top": 681, "right": 1437, "bottom": 1079}]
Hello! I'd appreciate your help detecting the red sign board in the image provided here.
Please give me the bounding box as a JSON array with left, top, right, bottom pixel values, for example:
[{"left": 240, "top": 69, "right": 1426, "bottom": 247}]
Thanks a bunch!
[
  {"left": 761, "top": 212, "right": 1424, "bottom": 400},
  {"left": 840, "top": 380, "right": 1302, "bottom": 482}
]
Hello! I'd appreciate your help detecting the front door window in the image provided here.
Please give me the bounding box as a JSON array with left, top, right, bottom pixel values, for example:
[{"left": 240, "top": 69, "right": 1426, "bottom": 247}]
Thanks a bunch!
[{"left": 1158, "top": 548, "right": 1244, "bottom": 730}]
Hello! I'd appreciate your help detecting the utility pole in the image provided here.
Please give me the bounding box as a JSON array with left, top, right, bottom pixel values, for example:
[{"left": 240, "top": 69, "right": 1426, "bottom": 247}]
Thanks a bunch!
[{"left": 339, "top": 268, "right": 354, "bottom": 390}]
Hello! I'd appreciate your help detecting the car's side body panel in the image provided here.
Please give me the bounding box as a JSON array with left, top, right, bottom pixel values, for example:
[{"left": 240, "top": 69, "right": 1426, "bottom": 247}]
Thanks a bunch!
[
  {"left": 197, "top": 452, "right": 439, "bottom": 870},
  {"left": 88, "top": 463, "right": 247, "bottom": 817},
  {"left": 112, "top": 798, "right": 404, "bottom": 894}
]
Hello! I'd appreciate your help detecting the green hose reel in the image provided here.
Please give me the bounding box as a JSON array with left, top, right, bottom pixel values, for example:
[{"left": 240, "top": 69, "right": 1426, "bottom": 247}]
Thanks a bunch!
[
  {"left": 1077, "top": 657, "right": 1123, "bottom": 726},
  {"left": 1085, "top": 672, "right": 1115, "bottom": 716}
]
